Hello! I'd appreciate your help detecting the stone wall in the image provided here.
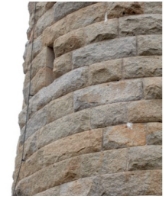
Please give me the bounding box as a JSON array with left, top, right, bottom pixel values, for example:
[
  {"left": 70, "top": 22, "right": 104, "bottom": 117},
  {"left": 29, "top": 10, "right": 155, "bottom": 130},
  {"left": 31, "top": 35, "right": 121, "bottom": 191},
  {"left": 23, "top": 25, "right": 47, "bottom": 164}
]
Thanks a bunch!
[{"left": 13, "top": 2, "right": 162, "bottom": 196}]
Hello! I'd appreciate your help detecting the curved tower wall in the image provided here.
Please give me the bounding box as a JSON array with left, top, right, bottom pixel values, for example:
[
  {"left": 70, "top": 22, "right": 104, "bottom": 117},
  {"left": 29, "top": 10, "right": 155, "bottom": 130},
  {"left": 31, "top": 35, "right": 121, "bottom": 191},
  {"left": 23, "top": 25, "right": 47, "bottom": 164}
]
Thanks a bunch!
[{"left": 13, "top": 2, "right": 162, "bottom": 196}]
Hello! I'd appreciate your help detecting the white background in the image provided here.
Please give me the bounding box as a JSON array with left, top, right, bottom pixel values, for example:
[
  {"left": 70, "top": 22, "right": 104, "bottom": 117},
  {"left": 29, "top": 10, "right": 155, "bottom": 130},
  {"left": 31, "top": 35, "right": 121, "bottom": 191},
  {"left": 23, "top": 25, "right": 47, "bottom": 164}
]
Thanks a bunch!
[{"left": 0, "top": 1, "right": 29, "bottom": 195}]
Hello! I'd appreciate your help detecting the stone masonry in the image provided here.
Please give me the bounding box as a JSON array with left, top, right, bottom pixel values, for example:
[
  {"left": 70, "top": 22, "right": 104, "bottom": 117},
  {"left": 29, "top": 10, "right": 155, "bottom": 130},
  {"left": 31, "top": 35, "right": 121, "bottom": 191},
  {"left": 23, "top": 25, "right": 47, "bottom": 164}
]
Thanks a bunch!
[{"left": 12, "top": 2, "right": 162, "bottom": 196}]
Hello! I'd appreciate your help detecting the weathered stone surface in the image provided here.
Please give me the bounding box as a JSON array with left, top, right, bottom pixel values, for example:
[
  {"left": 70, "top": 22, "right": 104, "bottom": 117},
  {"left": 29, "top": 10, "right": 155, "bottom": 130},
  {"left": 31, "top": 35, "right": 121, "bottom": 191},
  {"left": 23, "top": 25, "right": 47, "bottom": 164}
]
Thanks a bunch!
[
  {"left": 32, "top": 169, "right": 163, "bottom": 196},
  {"left": 31, "top": 67, "right": 53, "bottom": 95},
  {"left": 80, "top": 152, "right": 103, "bottom": 178},
  {"left": 128, "top": 145, "right": 162, "bottom": 170},
  {"left": 89, "top": 59, "right": 122, "bottom": 85},
  {"left": 24, "top": 36, "right": 42, "bottom": 69},
  {"left": 20, "top": 93, "right": 74, "bottom": 145},
  {"left": 103, "top": 124, "right": 146, "bottom": 150},
  {"left": 60, "top": 177, "right": 95, "bottom": 196},
  {"left": 18, "top": 107, "right": 27, "bottom": 129},
  {"left": 143, "top": 77, "right": 162, "bottom": 99},
  {"left": 53, "top": 52, "right": 72, "bottom": 79},
  {"left": 28, "top": 2, "right": 35, "bottom": 15},
  {"left": 85, "top": 19, "right": 118, "bottom": 44},
  {"left": 46, "top": 93, "right": 74, "bottom": 124},
  {"left": 60, "top": 170, "right": 162, "bottom": 196},
  {"left": 65, "top": 3, "right": 106, "bottom": 32},
  {"left": 146, "top": 131, "right": 162, "bottom": 145},
  {"left": 19, "top": 129, "right": 102, "bottom": 179},
  {"left": 35, "top": 186, "right": 60, "bottom": 196},
  {"left": 42, "top": 18, "right": 66, "bottom": 47},
  {"left": 127, "top": 100, "right": 162, "bottom": 123},
  {"left": 16, "top": 157, "right": 81, "bottom": 196},
  {"left": 81, "top": 149, "right": 125, "bottom": 177},
  {"left": 72, "top": 37, "right": 136, "bottom": 68},
  {"left": 144, "top": 2, "right": 162, "bottom": 14},
  {"left": 100, "top": 170, "right": 162, "bottom": 195},
  {"left": 24, "top": 47, "right": 54, "bottom": 82},
  {"left": 74, "top": 79, "right": 142, "bottom": 111},
  {"left": 21, "top": 132, "right": 38, "bottom": 159},
  {"left": 34, "top": 5, "right": 55, "bottom": 38},
  {"left": 19, "top": 92, "right": 73, "bottom": 138},
  {"left": 14, "top": 2, "right": 163, "bottom": 196},
  {"left": 28, "top": 2, "right": 55, "bottom": 21},
  {"left": 107, "top": 2, "right": 144, "bottom": 18},
  {"left": 123, "top": 56, "right": 162, "bottom": 79},
  {"left": 23, "top": 67, "right": 54, "bottom": 104},
  {"left": 137, "top": 35, "right": 162, "bottom": 56},
  {"left": 17, "top": 148, "right": 127, "bottom": 195},
  {"left": 37, "top": 109, "right": 90, "bottom": 149},
  {"left": 54, "top": 28, "right": 85, "bottom": 57},
  {"left": 54, "top": 2, "right": 95, "bottom": 22},
  {"left": 101, "top": 149, "right": 127, "bottom": 175},
  {"left": 146, "top": 122, "right": 162, "bottom": 134},
  {"left": 91, "top": 102, "right": 127, "bottom": 129},
  {"left": 119, "top": 14, "right": 162, "bottom": 36},
  {"left": 145, "top": 122, "right": 162, "bottom": 146},
  {"left": 20, "top": 107, "right": 48, "bottom": 143},
  {"left": 29, "top": 67, "right": 88, "bottom": 115}
]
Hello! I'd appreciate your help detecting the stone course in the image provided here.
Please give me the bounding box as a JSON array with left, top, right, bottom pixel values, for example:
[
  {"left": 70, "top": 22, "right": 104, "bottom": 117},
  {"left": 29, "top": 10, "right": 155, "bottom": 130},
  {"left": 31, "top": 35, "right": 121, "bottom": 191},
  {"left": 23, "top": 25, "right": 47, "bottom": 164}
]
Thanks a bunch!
[{"left": 13, "top": 2, "right": 162, "bottom": 196}]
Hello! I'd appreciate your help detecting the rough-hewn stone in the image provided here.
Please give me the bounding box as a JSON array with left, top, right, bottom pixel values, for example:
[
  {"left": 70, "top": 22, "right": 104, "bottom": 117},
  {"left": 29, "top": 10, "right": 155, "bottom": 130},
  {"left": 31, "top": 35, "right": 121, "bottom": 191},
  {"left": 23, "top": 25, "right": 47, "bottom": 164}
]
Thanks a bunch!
[
  {"left": 54, "top": 2, "right": 95, "bottom": 22},
  {"left": 146, "top": 131, "right": 162, "bottom": 145},
  {"left": 24, "top": 47, "right": 54, "bottom": 80},
  {"left": 101, "top": 149, "right": 127, "bottom": 175},
  {"left": 46, "top": 93, "right": 74, "bottom": 124},
  {"left": 144, "top": 2, "right": 162, "bottom": 14},
  {"left": 19, "top": 129, "right": 102, "bottom": 179},
  {"left": 65, "top": 3, "right": 106, "bottom": 32},
  {"left": 20, "top": 107, "right": 48, "bottom": 143},
  {"left": 123, "top": 56, "right": 162, "bottom": 79},
  {"left": 16, "top": 148, "right": 128, "bottom": 195},
  {"left": 42, "top": 18, "right": 66, "bottom": 47},
  {"left": 146, "top": 122, "right": 162, "bottom": 134},
  {"left": 18, "top": 107, "right": 27, "bottom": 129},
  {"left": 54, "top": 28, "right": 85, "bottom": 57},
  {"left": 37, "top": 109, "right": 90, "bottom": 149},
  {"left": 23, "top": 67, "right": 54, "bottom": 103},
  {"left": 18, "top": 169, "right": 162, "bottom": 196},
  {"left": 100, "top": 170, "right": 162, "bottom": 196},
  {"left": 13, "top": 2, "right": 162, "bottom": 196},
  {"left": 19, "top": 92, "right": 73, "bottom": 134},
  {"left": 120, "top": 14, "right": 162, "bottom": 36},
  {"left": 34, "top": 5, "right": 55, "bottom": 38},
  {"left": 91, "top": 102, "right": 127, "bottom": 129},
  {"left": 74, "top": 79, "right": 142, "bottom": 111},
  {"left": 127, "top": 100, "right": 162, "bottom": 123},
  {"left": 89, "top": 59, "right": 122, "bottom": 85},
  {"left": 35, "top": 186, "right": 60, "bottom": 196},
  {"left": 20, "top": 93, "right": 74, "bottom": 146},
  {"left": 143, "top": 77, "right": 162, "bottom": 99},
  {"left": 59, "top": 170, "right": 162, "bottom": 196},
  {"left": 79, "top": 149, "right": 128, "bottom": 178},
  {"left": 60, "top": 177, "right": 95, "bottom": 196},
  {"left": 72, "top": 37, "right": 136, "bottom": 68},
  {"left": 128, "top": 145, "right": 162, "bottom": 170},
  {"left": 28, "top": 2, "right": 55, "bottom": 21},
  {"left": 85, "top": 19, "right": 118, "bottom": 44},
  {"left": 146, "top": 122, "right": 162, "bottom": 145},
  {"left": 53, "top": 52, "right": 72, "bottom": 78},
  {"left": 24, "top": 36, "right": 42, "bottom": 69},
  {"left": 16, "top": 157, "right": 81, "bottom": 196},
  {"left": 107, "top": 2, "right": 144, "bottom": 18},
  {"left": 137, "top": 35, "right": 162, "bottom": 56},
  {"left": 103, "top": 124, "right": 146, "bottom": 150},
  {"left": 29, "top": 67, "right": 88, "bottom": 115}
]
